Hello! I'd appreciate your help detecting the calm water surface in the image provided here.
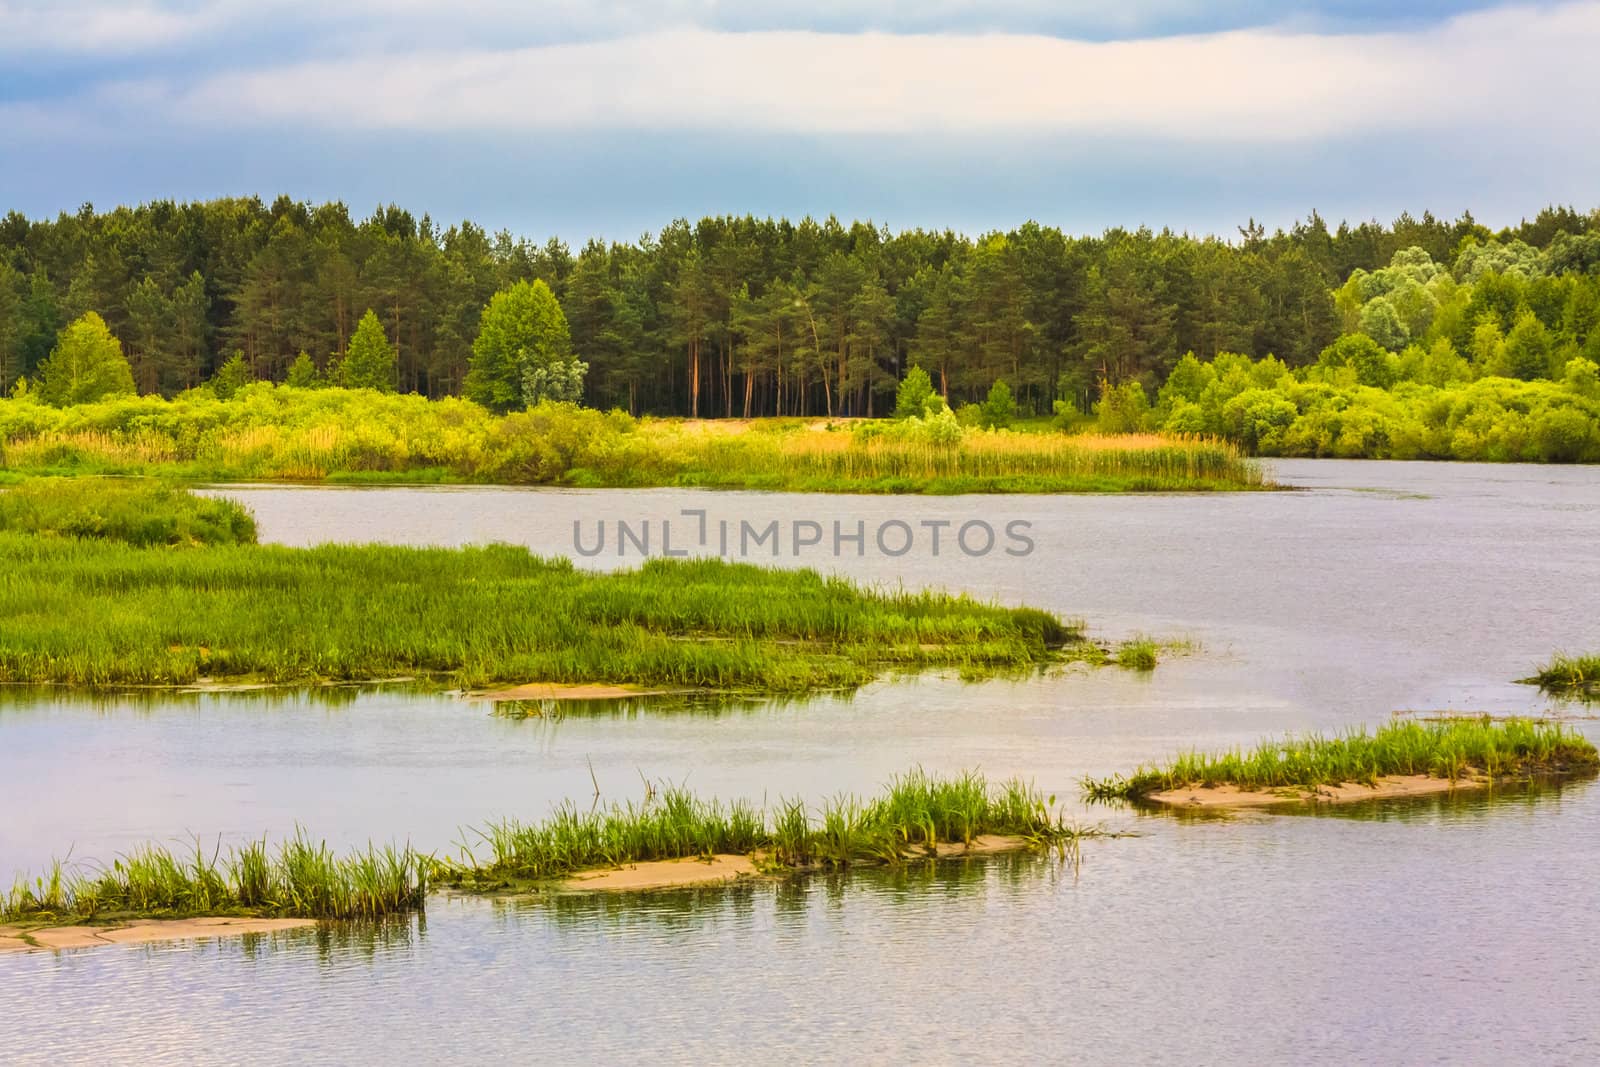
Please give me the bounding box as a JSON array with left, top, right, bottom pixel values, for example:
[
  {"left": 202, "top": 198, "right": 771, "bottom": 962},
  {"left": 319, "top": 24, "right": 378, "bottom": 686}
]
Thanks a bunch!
[{"left": 3, "top": 460, "right": 1597, "bottom": 1064}]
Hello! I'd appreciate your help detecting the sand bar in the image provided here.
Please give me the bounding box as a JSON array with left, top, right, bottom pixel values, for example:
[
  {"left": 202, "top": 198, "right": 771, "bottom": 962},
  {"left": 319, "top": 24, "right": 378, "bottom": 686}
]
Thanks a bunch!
[
  {"left": 1147, "top": 773, "right": 1484, "bottom": 809},
  {"left": 0, "top": 916, "right": 316, "bottom": 954}
]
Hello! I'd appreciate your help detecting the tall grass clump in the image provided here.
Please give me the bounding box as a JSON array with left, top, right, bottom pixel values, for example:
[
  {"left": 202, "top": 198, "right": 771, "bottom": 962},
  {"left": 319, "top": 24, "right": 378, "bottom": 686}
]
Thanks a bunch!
[
  {"left": 0, "top": 386, "right": 1268, "bottom": 493},
  {"left": 2, "top": 831, "right": 427, "bottom": 925},
  {"left": 1525, "top": 653, "right": 1600, "bottom": 698},
  {"left": 443, "top": 769, "right": 1083, "bottom": 885},
  {"left": 1115, "top": 638, "right": 1159, "bottom": 671},
  {"left": 1083, "top": 717, "right": 1599, "bottom": 800},
  {"left": 0, "top": 537, "right": 1075, "bottom": 691},
  {"left": 0, "top": 477, "right": 256, "bottom": 546}
]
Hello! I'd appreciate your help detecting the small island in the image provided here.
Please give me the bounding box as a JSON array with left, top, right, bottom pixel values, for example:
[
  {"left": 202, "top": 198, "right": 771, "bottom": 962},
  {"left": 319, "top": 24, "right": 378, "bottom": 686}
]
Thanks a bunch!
[
  {"left": 1524, "top": 653, "right": 1600, "bottom": 700},
  {"left": 1, "top": 770, "right": 1092, "bottom": 947},
  {"left": 1082, "top": 717, "right": 1599, "bottom": 809}
]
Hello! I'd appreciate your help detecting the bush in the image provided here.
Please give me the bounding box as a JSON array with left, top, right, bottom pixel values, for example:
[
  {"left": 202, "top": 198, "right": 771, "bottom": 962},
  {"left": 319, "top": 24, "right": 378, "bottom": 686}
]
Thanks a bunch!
[{"left": 980, "top": 380, "right": 1017, "bottom": 429}]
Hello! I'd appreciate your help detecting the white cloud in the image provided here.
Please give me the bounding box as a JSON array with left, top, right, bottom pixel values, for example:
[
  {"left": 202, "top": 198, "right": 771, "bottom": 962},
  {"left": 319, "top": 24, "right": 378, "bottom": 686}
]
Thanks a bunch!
[
  {"left": 106, "top": 2, "right": 1594, "bottom": 141},
  {"left": 0, "top": 2, "right": 221, "bottom": 53},
  {"left": 0, "top": 1, "right": 1495, "bottom": 57}
]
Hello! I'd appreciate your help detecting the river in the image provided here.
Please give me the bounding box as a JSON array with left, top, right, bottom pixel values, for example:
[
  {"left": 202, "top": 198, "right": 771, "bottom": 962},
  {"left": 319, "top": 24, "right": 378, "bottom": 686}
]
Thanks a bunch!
[{"left": 3, "top": 460, "right": 1596, "bottom": 1063}]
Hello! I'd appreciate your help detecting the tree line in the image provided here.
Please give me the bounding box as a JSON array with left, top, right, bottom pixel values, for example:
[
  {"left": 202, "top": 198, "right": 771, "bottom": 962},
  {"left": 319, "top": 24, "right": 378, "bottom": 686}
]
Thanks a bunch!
[{"left": 1, "top": 197, "right": 1597, "bottom": 416}]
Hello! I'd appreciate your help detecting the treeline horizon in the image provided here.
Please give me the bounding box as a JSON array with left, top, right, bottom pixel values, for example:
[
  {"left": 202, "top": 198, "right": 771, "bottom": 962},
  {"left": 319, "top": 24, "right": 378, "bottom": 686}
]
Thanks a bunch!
[{"left": 1, "top": 197, "right": 1597, "bottom": 418}]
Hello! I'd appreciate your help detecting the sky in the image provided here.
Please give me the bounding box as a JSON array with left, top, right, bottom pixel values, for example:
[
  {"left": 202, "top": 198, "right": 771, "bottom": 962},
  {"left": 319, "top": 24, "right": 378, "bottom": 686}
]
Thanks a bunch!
[{"left": 1, "top": 0, "right": 1597, "bottom": 242}]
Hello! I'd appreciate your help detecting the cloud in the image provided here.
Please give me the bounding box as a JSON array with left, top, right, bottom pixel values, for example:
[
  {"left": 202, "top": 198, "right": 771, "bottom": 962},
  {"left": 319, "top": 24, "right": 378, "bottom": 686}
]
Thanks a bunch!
[
  {"left": 0, "top": 2, "right": 220, "bottom": 53},
  {"left": 69, "top": 2, "right": 1585, "bottom": 142},
  {"left": 0, "top": 0, "right": 1531, "bottom": 58}
]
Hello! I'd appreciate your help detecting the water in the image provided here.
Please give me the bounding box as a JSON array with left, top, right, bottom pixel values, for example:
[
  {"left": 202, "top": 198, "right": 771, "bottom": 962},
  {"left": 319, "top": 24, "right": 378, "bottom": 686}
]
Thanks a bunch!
[{"left": 3, "top": 460, "right": 1598, "bottom": 1064}]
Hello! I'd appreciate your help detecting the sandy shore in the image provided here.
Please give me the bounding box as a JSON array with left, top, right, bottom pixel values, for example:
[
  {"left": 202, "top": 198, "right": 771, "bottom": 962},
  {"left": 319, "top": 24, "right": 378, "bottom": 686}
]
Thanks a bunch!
[
  {"left": 557, "top": 834, "right": 1031, "bottom": 892},
  {"left": 466, "top": 682, "right": 678, "bottom": 702},
  {"left": 0, "top": 916, "right": 316, "bottom": 954},
  {"left": 1146, "top": 773, "right": 1484, "bottom": 809},
  {"left": 561, "top": 854, "right": 759, "bottom": 891}
]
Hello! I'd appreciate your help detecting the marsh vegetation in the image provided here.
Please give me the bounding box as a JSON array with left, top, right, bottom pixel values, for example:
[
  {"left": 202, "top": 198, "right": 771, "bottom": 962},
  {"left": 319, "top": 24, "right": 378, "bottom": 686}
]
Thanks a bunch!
[
  {"left": 0, "top": 476, "right": 257, "bottom": 545},
  {"left": 1525, "top": 653, "right": 1600, "bottom": 699},
  {"left": 0, "top": 389, "right": 1264, "bottom": 493},
  {"left": 4, "top": 771, "right": 1089, "bottom": 927},
  {"left": 0, "top": 530, "right": 1075, "bottom": 690}
]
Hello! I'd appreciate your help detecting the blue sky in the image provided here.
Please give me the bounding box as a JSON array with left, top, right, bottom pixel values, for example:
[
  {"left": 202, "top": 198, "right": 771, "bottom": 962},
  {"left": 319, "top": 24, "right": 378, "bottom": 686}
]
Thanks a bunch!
[{"left": 2, "top": 1, "right": 1596, "bottom": 241}]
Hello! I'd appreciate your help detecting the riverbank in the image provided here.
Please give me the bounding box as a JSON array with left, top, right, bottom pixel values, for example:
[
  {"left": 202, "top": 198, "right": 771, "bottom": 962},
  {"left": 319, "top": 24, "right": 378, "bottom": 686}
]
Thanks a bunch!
[{"left": 0, "top": 390, "right": 1267, "bottom": 493}]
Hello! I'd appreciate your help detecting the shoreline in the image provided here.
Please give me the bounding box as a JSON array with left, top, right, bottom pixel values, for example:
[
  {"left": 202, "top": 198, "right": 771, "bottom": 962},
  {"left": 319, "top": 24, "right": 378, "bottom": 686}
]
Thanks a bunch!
[
  {"left": 1146, "top": 773, "right": 1481, "bottom": 808},
  {"left": 0, "top": 916, "right": 316, "bottom": 954}
]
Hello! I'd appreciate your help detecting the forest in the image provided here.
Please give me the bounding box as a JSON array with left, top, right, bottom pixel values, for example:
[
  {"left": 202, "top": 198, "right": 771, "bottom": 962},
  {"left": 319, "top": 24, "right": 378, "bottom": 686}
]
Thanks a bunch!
[{"left": 4, "top": 197, "right": 1598, "bottom": 424}]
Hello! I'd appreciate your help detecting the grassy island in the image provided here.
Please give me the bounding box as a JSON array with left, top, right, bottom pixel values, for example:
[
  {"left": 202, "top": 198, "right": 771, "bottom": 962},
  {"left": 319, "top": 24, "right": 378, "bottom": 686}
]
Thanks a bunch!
[
  {"left": 0, "top": 537, "right": 1074, "bottom": 690},
  {"left": 0, "top": 479, "right": 1079, "bottom": 691},
  {"left": 0, "top": 389, "right": 1266, "bottom": 494},
  {"left": 1082, "top": 718, "right": 1599, "bottom": 806},
  {"left": 2, "top": 771, "right": 1086, "bottom": 933},
  {"left": 1524, "top": 653, "right": 1600, "bottom": 699}
]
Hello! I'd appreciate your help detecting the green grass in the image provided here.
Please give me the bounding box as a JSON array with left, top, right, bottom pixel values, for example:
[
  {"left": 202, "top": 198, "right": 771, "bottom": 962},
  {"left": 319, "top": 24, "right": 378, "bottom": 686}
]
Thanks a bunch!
[
  {"left": 0, "top": 388, "right": 1268, "bottom": 493},
  {"left": 0, "top": 535, "right": 1077, "bottom": 691},
  {"left": 1082, "top": 717, "right": 1599, "bottom": 800},
  {"left": 0, "top": 477, "right": 257, "bottom": 546},
  {"left": 1115, "top": 638, "right": 1160, "bottom": 671},
  {"left": 4, "top": 771, "right": 1095, "bottom": 927},
  {"left": 441, "top": 768, "right": 1086, "bottom": 887},
  {"left": 1524, "top": 653, "right": 1600, "bottom": 699},
  {"left": 3, "top": 831, "right": 428, "bottom": 925}
]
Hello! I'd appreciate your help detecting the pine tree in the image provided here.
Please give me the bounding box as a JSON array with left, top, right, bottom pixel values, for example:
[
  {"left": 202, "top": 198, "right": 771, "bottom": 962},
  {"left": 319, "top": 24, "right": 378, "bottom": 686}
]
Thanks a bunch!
[{"left": 338, "top": 309, "right": 396, "bottom": 391}]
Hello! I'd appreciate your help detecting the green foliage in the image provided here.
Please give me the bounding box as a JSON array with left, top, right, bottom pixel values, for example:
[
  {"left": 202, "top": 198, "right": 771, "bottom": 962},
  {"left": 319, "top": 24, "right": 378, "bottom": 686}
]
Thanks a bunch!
[
  {"left": 35, "top": 312, "right": 136, "bottom": 407},
  {"left": 1094, "top": 379, "right": 1151, "bottom": 433},
  {"left": 1317, "top": 333, "right": 1397, "bottom": 388},
  {"left": 0, "top": 387, "right": 1265, "bottom": 492},
  {"left": 1084, "top": 717, "right": 1599, "bottom": 799},
  {"left": 337, "top": 310, "right": 396, "bottom": 391},
  {"left": 284, "top": 351, "right": 321, "bottom": 389},
  {"left": 466, "top": 279, "right": 584, "bottom": 412},
  {"left": 0, "top": 530, "right": 1076, "bottom": 690},
  {"left": 0, "top": 478, "right": 256, "bottom": 546},
  {"left": 894, "top": 364, "right": 938, "bottom": 419},
  {"left": 209, "top": 352, "right": 254, "bottom": 400},
  {"left": 979, "top": 380, "right": 1017, "bottom": 429},
  {"left": 1153, "top": 348, "right": 1600, "bottom": 462},
  {"left": 1498, "top": 309, "right": 1553, "bottom": 381}
]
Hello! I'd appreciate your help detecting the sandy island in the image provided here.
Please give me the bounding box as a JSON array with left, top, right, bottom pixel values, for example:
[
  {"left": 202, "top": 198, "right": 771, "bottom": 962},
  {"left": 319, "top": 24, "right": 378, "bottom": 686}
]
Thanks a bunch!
[
  {"left": 0, "top": 916, "right": 317, "bottom": 954},
  {"left": 557, "top": 834, "right": 1029, "bottom": 892},
  {"left": 1147, "top": 773, "right": 1485, "bottom": 809}
]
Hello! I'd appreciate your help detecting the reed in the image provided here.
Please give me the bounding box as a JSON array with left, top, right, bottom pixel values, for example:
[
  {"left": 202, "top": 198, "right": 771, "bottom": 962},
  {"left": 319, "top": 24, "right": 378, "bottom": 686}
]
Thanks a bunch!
[
  {"left": 1082, "top": 717, "right": 1599, "bottom": 800},
  {"left": 442, "top": 768, "right": 1084, "bottom": 886},
  {"left": 2, "top": 831, "right": 428, "bottom": 924},
  {"left": 1115, "top": 638, "right": 1159, "bottom": 671},
  {"left": 0, "top": 389, "right": 1267, "bottom": 493},
  {"left": 0, "top": 535, "right": 1076, "bottom": 691},
  {"left": 1525, "top": 653, "right": 1600, "bottom": 698}
]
